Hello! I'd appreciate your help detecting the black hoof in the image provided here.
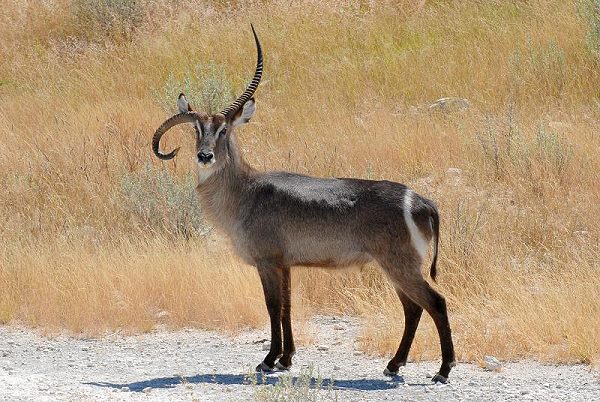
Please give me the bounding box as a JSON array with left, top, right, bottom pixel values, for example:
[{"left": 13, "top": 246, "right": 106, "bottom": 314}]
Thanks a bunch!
[
  {"left": 432, "top": 373, "right": 448, "bottom": 383},
  {"left": 275, "top": 361, "right": 291, "bottom": 371},
  {"left": 383, "top": 367, "right": 398, "bottom": 377},
  {"left": 256, "top": 361, "right": 275, "bottom": 372}
]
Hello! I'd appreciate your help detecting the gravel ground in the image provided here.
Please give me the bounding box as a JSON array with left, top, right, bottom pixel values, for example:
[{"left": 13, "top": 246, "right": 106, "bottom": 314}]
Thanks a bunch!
[{"left": 1, "top": 317, "right": 599, "bottom": 401}]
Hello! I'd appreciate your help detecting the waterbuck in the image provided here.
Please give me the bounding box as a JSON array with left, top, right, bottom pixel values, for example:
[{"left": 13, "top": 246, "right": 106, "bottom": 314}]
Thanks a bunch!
[{"left": 151, "top": 25, "right": 456, "bottom": 383}]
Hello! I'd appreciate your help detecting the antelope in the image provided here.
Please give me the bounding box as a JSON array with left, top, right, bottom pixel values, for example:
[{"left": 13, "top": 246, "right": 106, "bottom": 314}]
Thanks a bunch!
[{"left": 152, "top": 25, "right": 456, "bottom": 383}]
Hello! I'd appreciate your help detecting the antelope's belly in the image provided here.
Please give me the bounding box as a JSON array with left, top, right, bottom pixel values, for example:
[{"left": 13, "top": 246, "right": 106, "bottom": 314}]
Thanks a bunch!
[{"left": 283, "top": 236, "right": 372, "bottom": 268}]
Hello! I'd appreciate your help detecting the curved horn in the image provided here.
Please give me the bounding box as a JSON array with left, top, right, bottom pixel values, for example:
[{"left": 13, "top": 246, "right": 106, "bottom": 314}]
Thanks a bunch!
[
  {"left": 219, "top": 24, "right": 263, "bottom": 119},
  {"left": 152, "top": 112, "right": 198, "bottom": 160}
]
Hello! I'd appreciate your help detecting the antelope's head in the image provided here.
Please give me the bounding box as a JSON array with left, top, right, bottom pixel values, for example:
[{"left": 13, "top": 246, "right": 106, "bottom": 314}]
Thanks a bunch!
[{"left": 152, "top": 25, "right": 262, "bottom": 173}]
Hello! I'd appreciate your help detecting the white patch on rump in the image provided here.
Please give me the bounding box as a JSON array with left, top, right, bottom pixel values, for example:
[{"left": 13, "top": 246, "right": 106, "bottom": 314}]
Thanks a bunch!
[{"left": 403, "top": 190, "right": 428, "bottom": 259}]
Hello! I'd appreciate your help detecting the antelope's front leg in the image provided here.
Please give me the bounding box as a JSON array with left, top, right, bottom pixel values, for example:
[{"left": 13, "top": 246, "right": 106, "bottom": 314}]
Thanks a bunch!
[
  {"left": 256, "top": 264, "right": 283, "bottom": 371},
  {"left": 276, "top": 266, "right": 295, "bottom": 370}
]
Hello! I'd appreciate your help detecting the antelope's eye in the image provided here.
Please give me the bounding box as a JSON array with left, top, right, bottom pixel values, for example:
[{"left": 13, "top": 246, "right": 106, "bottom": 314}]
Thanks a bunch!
[{"left": 220, "top": 127, "right": 227, "bottom": 136}]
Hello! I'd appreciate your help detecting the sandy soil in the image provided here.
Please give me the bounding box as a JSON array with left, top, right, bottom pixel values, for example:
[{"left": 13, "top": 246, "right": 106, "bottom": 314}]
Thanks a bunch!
[{"left": 1, "top": 316, "right": 599, "bottom": 401}]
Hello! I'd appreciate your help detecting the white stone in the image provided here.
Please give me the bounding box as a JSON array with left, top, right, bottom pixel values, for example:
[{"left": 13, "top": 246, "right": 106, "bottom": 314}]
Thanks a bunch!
[
  {"left": 548, "top": 121, "right": 571, "bottom": 130},
  {"left": 483, "top": 355, "right": 502, "bottom": 371},
  {"left": 429, "top": 97, "right": 470, "bottom": 112},
  {"left": 156, "top": 310, "right": 171, "bottom": 320}
]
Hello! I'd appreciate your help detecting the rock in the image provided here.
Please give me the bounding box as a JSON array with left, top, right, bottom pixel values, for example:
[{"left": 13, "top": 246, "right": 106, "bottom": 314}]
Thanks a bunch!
[
  {"left": 446, "top": 167, "right": 463, "bottom": 186},
  {"left": 316, "top": 345, "right": 329, "bottom": 351},
  {"left": 353, "top": 350, "right": 362, "bottom": 355},
  {"left": 156, "top": 310, "right": 171, "bottom": 320},
  {"left": 120, "top": 386, "right": 129, "bottom": 392},
  {"left": 333, "top": 324, "right": 346, "bottom": 331},
  {"left": 483, "top": 355, "right": 502, "bottom": 372},
  {"left": 261, "top": 342, "right": 271, "bottom": 351},
  {"left": 548, "top": 121, "right": 571, "bottom": 130},
  {"left": 429, "top": 97, "right": 470, "bottom": 112},
  {"left": 142, "top": 387, "right": 152, "bottom": 394},
  {"left": 333, "top": 364, "right": 341, "bottom": 370}
]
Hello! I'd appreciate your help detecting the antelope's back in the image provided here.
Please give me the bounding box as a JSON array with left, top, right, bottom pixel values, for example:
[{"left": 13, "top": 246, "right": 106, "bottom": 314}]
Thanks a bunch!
[{"left": 238, "top": 172, "right": 414, "bottom": 267}]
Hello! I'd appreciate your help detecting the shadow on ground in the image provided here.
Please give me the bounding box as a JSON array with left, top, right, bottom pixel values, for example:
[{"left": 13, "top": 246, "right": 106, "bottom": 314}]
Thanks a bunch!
[{"left": 86, "top": 372, "right": 413, "bottom": 392}]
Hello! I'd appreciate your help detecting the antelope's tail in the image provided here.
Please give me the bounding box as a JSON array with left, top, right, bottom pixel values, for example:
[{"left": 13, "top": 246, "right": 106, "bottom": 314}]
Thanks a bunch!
[{"left": 429, "top": 206, "right": 440, "bottom": 282}]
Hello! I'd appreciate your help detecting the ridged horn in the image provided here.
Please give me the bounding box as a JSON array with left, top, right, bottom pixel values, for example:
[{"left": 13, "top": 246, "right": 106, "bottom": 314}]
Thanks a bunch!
[
  {"left": 152, "top": 112, "right": 198, "bottom": 160},
  {"left": 219, "top": 24, "right": 263, "bottom": 119}
]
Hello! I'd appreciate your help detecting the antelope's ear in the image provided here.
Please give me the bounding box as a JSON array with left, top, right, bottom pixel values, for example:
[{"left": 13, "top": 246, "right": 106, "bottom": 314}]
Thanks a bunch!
[
  {"left": 177, "top": 93, "right": 193, "bottom": 113},
  {"left": 232, "top": 98, "right": 256, "bottom": 127}
]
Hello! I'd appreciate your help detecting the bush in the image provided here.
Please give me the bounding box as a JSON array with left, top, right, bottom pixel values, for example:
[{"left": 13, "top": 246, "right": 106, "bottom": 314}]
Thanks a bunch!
[
  {"left": 476, "top": 110, "right": 572, "bottom": 181},
  {"left": 152, "top": 62, "right": 234, "bottom": 114},
  {"left": 508, "top": 40, "right": 566, "bottom": 98},
  {"left": 580, "top": 0, "right": 600, "bottom": 60},
  {"left": 246, "top": 366, "right": 337, "bottom": 402},
  {"left": 118, "top": 164, "right": 207, "bottom": 238},
  {"left": 72, "top": 0, "right": 144, "bottom": 41}
]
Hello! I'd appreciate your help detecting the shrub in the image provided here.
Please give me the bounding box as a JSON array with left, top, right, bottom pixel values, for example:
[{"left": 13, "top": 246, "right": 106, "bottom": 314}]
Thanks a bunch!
[
  {"left": 118, "top": 164, "right": 207, "bottom": 238},
  {"left": 72, "top": 0, "right": 144, "bottom": 41},
  {"left": 153, "top": 62, "right": 234, "bottom": 115},
  {"left": 580, "top": 0, "right": 600, "bottom": 60},
  {"left": 476, "top": 109, "right": 572, "bottom": 181},
  {"left": 246, "top": 366, "right": 337, "bottom": 402},
  {"left": 508, "top": 39, "right": 566, "bottom": 98}
]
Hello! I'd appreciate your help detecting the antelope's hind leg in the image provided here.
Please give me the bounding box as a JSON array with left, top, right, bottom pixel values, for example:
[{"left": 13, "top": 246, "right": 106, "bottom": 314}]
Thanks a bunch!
[
  {"left": 255, "top": 264, "right": 284, "bottom": 372},
  {"left": 378, "top": 253, "right": 456, "bottom": 382},
  {"left": 402, "top": 279, "right": 456, "bottom": 382},
  {"left": 384, "top": 290, "right": 423, "bottom": 376}
]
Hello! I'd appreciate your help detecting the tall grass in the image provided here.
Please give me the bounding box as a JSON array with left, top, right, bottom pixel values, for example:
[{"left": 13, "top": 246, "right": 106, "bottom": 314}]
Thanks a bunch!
[{"left": 0, "top": 0, "right": 598, "bottom": 365}]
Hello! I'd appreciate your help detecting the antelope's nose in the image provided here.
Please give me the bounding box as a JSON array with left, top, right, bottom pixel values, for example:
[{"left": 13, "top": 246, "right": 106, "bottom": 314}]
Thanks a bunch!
[{"left": 197, "top": 151, "right": 214, "bottom": 163}]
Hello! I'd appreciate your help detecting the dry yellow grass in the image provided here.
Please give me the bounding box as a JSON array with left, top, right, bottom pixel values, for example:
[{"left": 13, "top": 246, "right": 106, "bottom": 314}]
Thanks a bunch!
[{"left": 0, "top": 0, "right": 599, "bottom": 365}]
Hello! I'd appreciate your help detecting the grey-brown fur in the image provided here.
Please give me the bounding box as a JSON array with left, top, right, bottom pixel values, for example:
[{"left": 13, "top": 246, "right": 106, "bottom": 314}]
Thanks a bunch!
[{"left": 151, "top": 26, "right": 455, "bottom": 383}]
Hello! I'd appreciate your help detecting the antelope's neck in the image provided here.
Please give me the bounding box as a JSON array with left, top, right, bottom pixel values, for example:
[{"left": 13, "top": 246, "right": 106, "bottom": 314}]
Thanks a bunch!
[{"left": 195, "top": 141, "right": 254, "bottom": 235}]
